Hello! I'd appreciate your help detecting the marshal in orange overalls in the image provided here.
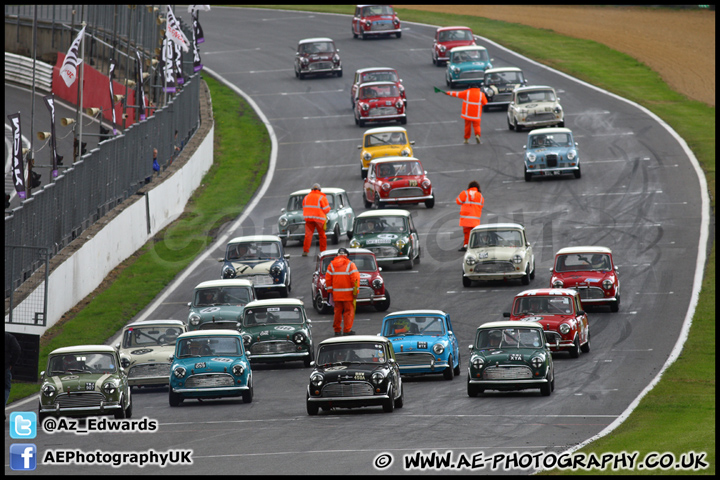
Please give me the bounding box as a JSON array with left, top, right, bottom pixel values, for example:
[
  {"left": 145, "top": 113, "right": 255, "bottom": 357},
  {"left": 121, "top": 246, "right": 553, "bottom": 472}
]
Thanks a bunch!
[
  {"left": 325, "top": 252, "right": 360, "bottom": 335},
  {"left": 456, "top": 184, "right": 484, "bottom": 248},
  {"left": 302, "top": 187, "right": 331, "bottom": 255},
  {"left": 445, "top": 87, "right": 488, "bottom": 142}
]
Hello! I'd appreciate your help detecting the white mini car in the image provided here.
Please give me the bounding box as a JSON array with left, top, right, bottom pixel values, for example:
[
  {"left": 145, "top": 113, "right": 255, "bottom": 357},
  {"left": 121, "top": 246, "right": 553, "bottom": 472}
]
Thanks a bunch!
[
  {"left": 507, "top": 85, "right": 564, "bottom": 132},
  {"left": 462, "top": 223, "right": 535, "bottom": 287}
]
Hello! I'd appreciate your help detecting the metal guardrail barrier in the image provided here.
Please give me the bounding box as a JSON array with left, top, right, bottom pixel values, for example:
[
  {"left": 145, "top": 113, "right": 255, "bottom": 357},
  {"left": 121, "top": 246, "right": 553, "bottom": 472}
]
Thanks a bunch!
[{"left": 4, "top": 52, "right": 54, "bottom": 91}]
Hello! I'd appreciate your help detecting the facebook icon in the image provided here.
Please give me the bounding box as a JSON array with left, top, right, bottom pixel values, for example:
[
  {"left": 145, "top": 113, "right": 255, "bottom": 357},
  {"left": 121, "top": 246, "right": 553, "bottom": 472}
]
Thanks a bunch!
[{"left": 10, "top": 444, "right": 37, "bottom": 471}]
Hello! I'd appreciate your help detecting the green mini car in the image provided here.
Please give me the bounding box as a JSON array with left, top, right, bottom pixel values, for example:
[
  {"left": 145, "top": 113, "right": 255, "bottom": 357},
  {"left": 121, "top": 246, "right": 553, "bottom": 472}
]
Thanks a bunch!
[
  {"left": 187, "top": 279, "right": 257, "bottom": 331},
  {"left": 39, "top": 345, "right": 132, "bottom": 420},
  {"left": 240, "top": 298, "right": 314, "bottom": 367},
  {"left": 467, "top": 321, "right": 560, "bottom": 397},
  {"left": 349, "top": 209, "right": 420, "bottom": 269},
  {"left": 277, "top": 188, "right": 355, "bottom": 246}
]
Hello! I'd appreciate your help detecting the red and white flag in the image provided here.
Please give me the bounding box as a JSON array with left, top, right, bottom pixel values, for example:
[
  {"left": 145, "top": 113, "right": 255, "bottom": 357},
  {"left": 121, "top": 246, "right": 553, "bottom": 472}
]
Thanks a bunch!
[
  {"left": 165, "top": 6, "right": 190, "bottom": 53},
  {"left": 59, "top": 26, "right": 85, "bottom": 88}
]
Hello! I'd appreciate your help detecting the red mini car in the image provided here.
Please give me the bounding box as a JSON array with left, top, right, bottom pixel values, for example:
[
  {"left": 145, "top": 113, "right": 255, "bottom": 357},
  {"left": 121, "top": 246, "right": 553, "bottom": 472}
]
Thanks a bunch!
[
  {"left": 354, "top": 82, "right": 406, "bottom": 127},
  {"left": 351, "top": 67, "right": 406, "bottom": 108},
  {"left": 311, "top": 248, "right": 390, "bottom": 314},
  {"left": 352, "top": 5, "right": 401, "bottom": 40},
  {"left": 504, "top": 288, "right": 590, "bottom": 358},
  {"left": 550, "top": 246, "right": 620, "bottom": 312},
  {"left": 363, "top": 157, "right": 434, "bottom": 209},
  {"left": 294, "top": 37, "right": 342, "bottom": 79},
  {"left": 432, "top": 26, "right": 476, "bottom": 66}
]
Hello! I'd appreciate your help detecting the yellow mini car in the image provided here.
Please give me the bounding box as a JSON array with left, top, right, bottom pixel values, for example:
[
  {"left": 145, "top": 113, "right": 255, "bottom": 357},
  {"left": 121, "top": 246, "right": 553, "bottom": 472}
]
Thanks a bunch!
[{"left": 358, "top": 126, "right": 414, "bottom": 179}]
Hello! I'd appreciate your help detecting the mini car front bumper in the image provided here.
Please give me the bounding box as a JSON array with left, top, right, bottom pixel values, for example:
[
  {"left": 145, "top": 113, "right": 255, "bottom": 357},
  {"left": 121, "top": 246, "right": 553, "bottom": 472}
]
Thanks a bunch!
[
  {"left": 40, "top": 400, "right": 123, "bottom": 415},
  {"left": 467, "top": 377, "right": 550, "bottom": 389},
  {"left": 526, "top": 166, "right": 579, "bottom": 176},
  {"left": 379, "top": 194, "right": 433, "bottom": 204},
  {"left": 307, "top": 393, "right": 391, "bottom": 409},
  {"left": 364, "top": 28, "right": 401, "bottom": 36},
  {"left": 172, "top": 385, "right": 250, "bottom": 394},
  {"left": 463, "top": 270, "right": 526, "bottom": 281}
]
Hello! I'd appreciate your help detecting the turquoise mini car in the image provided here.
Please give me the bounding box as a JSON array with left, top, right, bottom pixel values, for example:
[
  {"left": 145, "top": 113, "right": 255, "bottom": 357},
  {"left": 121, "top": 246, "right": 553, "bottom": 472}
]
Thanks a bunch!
[
  {"left": 445, "top": 46, "right": 493, "bottom": 89},
  {"left": 169, "top": 330, "right": 253, "bottom": 406}
]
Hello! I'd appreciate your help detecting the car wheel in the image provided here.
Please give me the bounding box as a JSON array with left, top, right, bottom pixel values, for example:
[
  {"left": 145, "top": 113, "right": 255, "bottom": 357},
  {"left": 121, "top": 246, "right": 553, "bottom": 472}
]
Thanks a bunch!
[
  {"left": 454, "top": 354, "right": 461, "bottom": 376},
  {"left": 569, "top": 335, "right": 580, "bottom": 359},
  {"left": 396, "top": 32, "right": 401, "bottom": 39},
  {"left": 372, "top": 194, "right": 384, "bottom": 210},
  {"left": 524, "top": 170, "right": 532, "bottom": 182},
  {"left": 114, "top": 396, "right": 127, "bottom": 419},
  {"left": 610, "top": 295, "right": 620, "bottom": 312},
  {"left": 337, "top": 69, "right": 343, "bottom": 78},
  {"left": 169, "top": 390, "right": 182, "bottom": 407},
  {"left": 306, "top": 394, "right": 319, "bottom": 415},
  {"left": 558, "top": 121, "right": 565, "bottom": 128},
  {"left": 242, "top": 378, "right": 253, "bottom": 404},
  {"left": 294, "top": 68, "right": 299, "bottom": 78},
  {"left": 347, "top": 230, "right": 354, "bottom": 240},
  {"left": 521, "top": 265, "right": 531, "bottom": 285},
  {"left": 382, "top": 387, "right": 395, "bottom": 412},
  {"left": 529, "top": 261, "right": 536, "bottom": 280},
  {"left": 443, "top": 355, "right": 455, "bottom": 380},
  {"left": 446, "top": 76, "right": 450, "bottom": 87},
  {"left": 425, "top": 195, "right": 435, "bottom": 208},
  {"left": 574, "top": 165, "right": 582, "bottom": 179},
  {"left": 352, "top": 26, "right": 358, "bottom": 39},
  {"left": 314, "top": 291, "right": 331, "bottom": 314},
  {"left": 462, "top": 275, "right": 471, "bottom": 288},
  {"left": 540, "top": 380, "right": 552, "bottom": 396},
  {"left": 280, "top": 236, "right": 287, "bottom": 247},
  {"left": 298, "top": 71, "right": 305, "bottom": 80},
  {"left": 331, "top": 224, "right": 340, "bottom": 245},
  {"left": 304, "top": 349, "right": 313, "bottom": 368},
  {"left": 405, "top": 251, "right": 414, "bottom": 270},
  {"left": 399, "top": 117, "right": 407, "bottom": 125},
  {"left": 124, "top": 394, "right": 133, "bottom": 419},
  {"left": 514, "top": 118, "right": 522, "bottom": 132},
  {"left": 374, "top": 289, "right": 391, "bottom": 312},
  {"left": 363, "top": 193, "right": 372, "bottom": 209},
  {"left": 581, "top": 332, "right": 590, "bottom": 353},
  {"left": 361, "top": 167, "right": 367, "bottom": 179},
  {"left": 394, "top": 384, "right": 404, "bottom": 408},
  {"left": 358, "top": 117, "right": 366, "bottom": 128},
  {"left": 361, "top": 31, "right": 367, "bottom": 41},
  {"left": 432, "top": 54, "right": 437, "bottom": 66},
  {"left": 508, "top": 115, "right": 515, "bottom": 130}
]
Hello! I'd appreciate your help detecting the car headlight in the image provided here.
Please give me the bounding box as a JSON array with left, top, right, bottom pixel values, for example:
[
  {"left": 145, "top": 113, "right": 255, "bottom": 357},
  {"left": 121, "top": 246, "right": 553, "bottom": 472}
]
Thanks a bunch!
[
  {"left": 421, "top": 178, "right": 431, "bottom": 189},
  {"left": 485, "top": 88, "right": 494, "bottom": 98},
  {"left": 232, "top": 364, "right": 245, "bottom": 376},
  {"left": 363, "top": 152, "right": 372, "bottom": 161},
  {"left": 301, "top": 57, "right": 309, "bottom": 65},
  {"left": 371, "top": 278, "right": 383, "bottom": 289},
  {"left": 513, "top": 254, "right": 523, "bottom": 264},
  {"left": 222, "top": 264, "right": 236, "bottom": 279},
  {"left": 310, "top": 373, "right": 324, "bottom": 387},
  {"left": 471, "top": 356, "right": 485, "bottom": 368},
  {"left": 559, "top": 323, "right": 571, "bottom": 335},
  {"left": 102, "top": 382, "right": 118, "bottom": 394},
  {"left": 567, "top": 150, "right": 576, "bottom": 160},
  {"left": 395, "top": 239, "right": 406, "bottom": 249},
  {"left": 42, "top": 384, "right": 56, "bottom": 397},
  {"left": 332, "top": 54, "right": 340, "bottom": 64},
  {"left": 439, "top": 45, "right": 446, "bottom": 53},
  {"left": 293, "top": 332, "right": 305, "bottom": 344},
  {"left": 364, "top": 20, "right": 371, "bottom": 28},
  {"left": 371, "top": 372, "right": 385, "bottom": 385},
  {"left": 381, "top": 183, "right": 391, "bottom": 192},
  {"left": 395, "top": 100, "right": 403, "bottom": 109},
  {"left": 173, "top": 366, "right": 186, "bottom": 379},
  {"left": 350, "top": 238, "right": 361, "bottom": 248},
  {"left": 452, "top": 66, "right": 460, "bottom": 74},
  {"left": 531, "top": 354, "right": 545, "bottom": 369},
  {"left": 361, "top": 103, "right": 369, "bottom": 112},
  {"left": 279, "top": 216, "right": 288, "bottom": 227},
  {"left": 242, "top": 335, "right": 253, "bottom": 346},
  {"left": 400, "top": 148, "right": 410, "bottom": 157},
  {"left": 554, "top": 105, "right": 562, "bottom": 114},
  {"left": 433, "top": 343, "right": 445, "bottom": 355},
  {"left": 603, "top": 279, "right": 613, "bottom": 290},
  {"left": 189, "top": 314, "right": 201, "bottom": 326},
  {"left": 527, "top": 153, "right": 536, "bottom": 162},
  {"left": 465, "top": 256, "right": 478, "bottom": 266},
  {"left": 486, "top": 63, "right": 493, "bottom": 70},
  {"left": 270, "top": 264, "right": 283, "bottom": 276},
  {"left": 552, "top": 279, "right": 564, "bottom": 288}
]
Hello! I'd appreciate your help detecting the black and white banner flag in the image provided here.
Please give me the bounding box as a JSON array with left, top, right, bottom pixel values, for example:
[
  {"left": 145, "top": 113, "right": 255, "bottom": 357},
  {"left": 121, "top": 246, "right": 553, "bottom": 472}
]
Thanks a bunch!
[
  {"left": 59, "top": 25, "right": 85, "bottom": 88},
  {"left": 42, "top": 95, "right": 60, "bottom": 178},
  {"left": 108, "top": 59, "right": 117, "bottom": 133},
  {"left": 166, "top": 6, "right": 190, "bottom": 53},
  {"left": 7, "top": 113, "right": 26, "bottom": 199},
  {"left": 174, "top": 40, "right": 184, "bottom": 86},
  {"left": 161, "top": 35, "right": 176, "bottom": 93},
  {"left": 135, "top": 51, "right": 147, "bottom": 120},
  {"left": 189, "top": 5, "right": 210, "bottom": 44}
]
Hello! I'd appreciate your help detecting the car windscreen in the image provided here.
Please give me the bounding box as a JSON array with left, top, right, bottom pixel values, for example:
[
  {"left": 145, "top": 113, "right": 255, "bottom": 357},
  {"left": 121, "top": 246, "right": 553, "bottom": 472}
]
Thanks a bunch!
[
  {"left": 485, "top": 71, "right": 524, "bottom": 84},
  {"left": 177, "top": 336, "right": 243, "bottom": 357},
  {"left": 452, "top": 49, "right": 488, "bottom": 63},
  {"left": 48, "top": 352, "right": 118, "bottom": 375},
  {"left": 195, "top": 286, "right": 253, "bottom": 306},
  {"left": 360, "top": 85, "right": 400, "bottom": 99},
  {"left": 301, "top": 42, "right": 334, "bottom": 54},
  {"left": 243, "top": 305, "right": 304, "bottom": 326},
  {"left": 530, "top": 133, "right": 572, "bottom": 148},
  {"left": 512, "top": 295, "right": 573, "bottom": 316},
  {"left": 469, "top": 229, "right": 523, "bottom": 248},
  {"left": 361, "top": 71, "right": 398, "bottom": 83},
  {"left": 555, "top": 253, "right": 611, "bottom": 272},
  {"left": 122, "top": 325, "right": 183, "bottom": 348},
  {"left": 439, "top": 29, "right": 473, "bottom": 42},
  {"left": 363, "top": 5, "right": 393, "bottom": 16},
  {"left": 355, "top": 216, "right": 408, "bottom": 235},
  {"left": 476, "top": 327, "right": 543, "bottom": 349},
  {"left": 376, "top": 161, "right": 422, "bottom": 177},
  {"left": 316, "top": 342, "right": 387, "bottom": 366},
  {"left": 365, "top": 132, "right": 406, "bottom": 147},
  {"left": 518, "top": 90, "right": 556, "bottom": 104},
  {"left": 226, "top": 241, "right": 281, "bottom": 261},
  {"left": 383, "top": 316, "right": 445, "bottom": 336},
  {"left": 321, "top": 253, "right": 377, "bottom": 274}
]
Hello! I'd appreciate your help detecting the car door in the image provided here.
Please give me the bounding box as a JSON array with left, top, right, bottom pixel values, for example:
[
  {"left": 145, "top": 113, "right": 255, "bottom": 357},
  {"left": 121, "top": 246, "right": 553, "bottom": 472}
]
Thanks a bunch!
[
  {"left": 338, "top": 192, "right": 354, "bottom": 234},
  {"left": 574, "top": 294, "right": 589, "bottom": 343},
  {"left": 445, "top": 314, "right": 459, "bottom": 365},
  {"left": 365, "top": 164, "right": 377, "bottom": 202}
]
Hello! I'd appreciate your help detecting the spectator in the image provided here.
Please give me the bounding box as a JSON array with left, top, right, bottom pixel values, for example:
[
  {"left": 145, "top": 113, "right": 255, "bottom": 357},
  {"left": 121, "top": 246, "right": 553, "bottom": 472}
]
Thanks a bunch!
[{"left": 146, "top": 148, "right": 160, "bottom": 184}]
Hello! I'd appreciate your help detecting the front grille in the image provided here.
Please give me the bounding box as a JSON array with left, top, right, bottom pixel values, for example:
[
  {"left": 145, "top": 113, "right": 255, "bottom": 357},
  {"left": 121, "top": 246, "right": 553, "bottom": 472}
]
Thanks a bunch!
[
  {"left": 369, "top": 107, "right": 397, "bottom": 116},
  {"left": 287, "top": 223, "right": 303, "bottom": 234},
  {"left": 527, "top": 112, "right": 556, "bottom": 122},
  {"left": 366, "top": 246, "right": 397, "bottom": 258},
  {"left": 250, "top": 341, "right": 296, "bottom": 355},
  {"left": 546, "top": 154, "right": 558, "bottom": 167},
  {"left": 371, "top": 21, "right": 393, "bottom": 31},
  {"left": 473, "top": 261, "right": 515, "bottom": 273},
  {"left": 322, "top": 382, "right": 373, "bottom": 397},
  {"left": 574, "top": 286, "right": 606, "bottom": 300},
  {"left": 483, "top": 366, "right": 532, "bottom": 380},
  {"left": 395, "top": 352, "right": 435, "bottom": 366},
  {"left": 459, "top": 71, "right": 484, "bottom": 80},
  {"left": 55, "top": 392, "right": 105, "bottom": 408},
  {"left": 309, "top": 62, "right": 332, "bottom": 71},
  {"left": 185, "top": 373, "right": 235, "bottom": 388},
  {"left": 388, "top": 187, "right": 424, "bottom": 198},
  {"left": 129, "top": 363, "right": 171, "bottom": 378},
  {"left": 356, "top": 286, "right": 373, "bottom": 299}
]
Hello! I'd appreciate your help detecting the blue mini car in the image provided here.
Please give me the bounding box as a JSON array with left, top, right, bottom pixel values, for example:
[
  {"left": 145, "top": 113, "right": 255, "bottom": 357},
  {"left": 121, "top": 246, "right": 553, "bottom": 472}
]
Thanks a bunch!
[
  {"left": 523, "top": 127, "right": 581, "bottom": 182},
  {"left": 445, "top": 46, "right": 493, "bottom": 89},
  {"left": 169, "top": 330, "right": 253, "bottom": 406},
  {"left": 380, "top": 310, "right": 460, "bottom": 380},
  {"left": 219, "top": 235, "right": 292, "bottom": 297}
]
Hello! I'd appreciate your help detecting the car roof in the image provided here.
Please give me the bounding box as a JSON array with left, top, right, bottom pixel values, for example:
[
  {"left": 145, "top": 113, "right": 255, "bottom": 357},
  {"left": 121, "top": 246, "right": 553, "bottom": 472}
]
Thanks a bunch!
[
  {"left": 228, "top": 235, "right": 282, "bottom": 244},
  {"left": 358, "top": 81, "right": 400, "bottom": 88},
  {"left": 244, "top": 298, "right": 305, "bottom": 308},
  {"left": 515, "top": 85, "right": 555, "bottom": 92},
  {"left": 124, "top": 319, "right": 186, "bottom": 329},
  {"left": 528, "top": 127, "right": 573, "bottom": 135},
  {"left": 515, "top": 288, "right": 579, "bottom": 297},
  {"left": 319, "top": 247, "right": 375, "bottom": 257},
  {"left": 484, "top": 67, "right": 522, "bottom": 74},
  {"left": 318, "top": 335, "right": 390, "bottom": 345},
  {"left": 299, "top": 37, "right": 334, "bottom": 44},
  {"left": 477, "top": 320, "right": 543, "bottom": 330},
  {"left": 369, "top": 156, "right": 420, "bottom": 165},
  {"left": 556, "top": 246, "right": 613, "bottom": 255},
  {"left": 384, "top": 309, "right": 447, "bottom": 317},
  {"left": 177, "top": 330, "right": 243, "bottom": 339},
  {"left": 437, "top": 26, "right": 472, "bottom": 32},
  {"left": 356, "top": 209, "right": 411, "bottom": 219},
  {"left": 450, "top": 45, "right": 487, "bottom": 53},
  {"left": 355, "top": 67, "right": 397, "bottom": 74},
  {"left": 194, "top": 279, "right": 255, "bottom": 289},
  {"left": 50, "top": 345, "right": 117, "bottom": 355},
  {"left": 363, "top": 126, "right": 408, "bottom": 135},
  {"left": 289, "top": 187, "right": 345, "bottom": 196},
  {"left": 471, "top": 223, "right": 525, "bottom": 231}
]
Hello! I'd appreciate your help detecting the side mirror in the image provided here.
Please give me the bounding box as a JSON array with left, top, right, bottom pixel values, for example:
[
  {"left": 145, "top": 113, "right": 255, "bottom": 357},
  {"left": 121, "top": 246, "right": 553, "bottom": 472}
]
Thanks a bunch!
[
  {"left": 40, "top": 371, "right": 45, "bottom": 378},
  {"left": 307, "top": 318, "right": 312, "bottom": 324},
  {"left": 502, "top": 312, "right": 511, "bottom": 318},
  {"left": 217, "top": 257, "right": 224, "bottom": 263},
  {"left": 549, "top": 267, "right": 553, "bottom": 272},
  {"left": 467, "top": 344, "right": 473, "bottom": 351},
  {"left": 187, "top": 302, "right": 192, "bottom": 308},
  {"left": 168, "top": 354, "right": 174, "bottom": 362},
  {"left": 284, "top": 254, "right": 290, "bottom": 260},
  {"left": 577, "top": 310, "right": 586, "bottom": 316},
  {"left": 410, "top": 141, "right": 415, "bottom": 145},
  {"left": 309, "top": 360, "right": 315, "bottom": 367},
  {"left": 114, "top": 343, "right": 120, "bottom": 350},
  {"left": 523, "top": 145, "right": 526, "bottom": 150},
  {"left": 357, "top": 145, "right": 362, "bottom": 150},
  {"left": 281, "top": 208, "right": 286, "bottom": 214}
]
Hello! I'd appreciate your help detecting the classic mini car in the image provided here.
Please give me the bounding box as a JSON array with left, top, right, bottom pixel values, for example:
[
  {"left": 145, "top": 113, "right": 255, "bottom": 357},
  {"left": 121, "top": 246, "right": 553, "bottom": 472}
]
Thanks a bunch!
[
  {"left": 219, "top": 235, "right": 292, "bottom": 297},
  {"left": 481, "top": 67, "right": 527, "bottom": 110},
  {"left": 508, "top": 85, "right": 564, "bottom": 132},
  {"left": 358, "top": 126, "right": 414, "bottom": 179},
  {"left": 523, "top": 127, "right": 581, "bottom": 181},
  {"left": 380, "top": 310, "right": 460, "bottom": 380},
  {"left": 277, "top": 188, "right": 355, "bottom": 246},
  {"left": 467, "top": 321, "right": 557, "bottom": 397},
  {"left": 350, "top": 209, "right": 420, "bottom": 269},
  {"left": 187, "top": 279, "right": 257, "bottom": 331},
  {"left": 462, "top": 223, "right": 535, "bottom": 287},
  {"left": 550, "top": 246, "right": 620, "bottom": 312},
  {"left": 311, "top": 247, "right": 390, "bottom": 314},
  {"left": 432, "top": 26, "right": 476, "bottom": 66},
  {"left": 240, "top": 298, "right": 314, "bottom": 367},
  {"left": 169, "top": 330, "right": 253, "bottom": 406},
  {"left": 363, "top": 157, "right": 434, "bottom": 209},
  {"left": 354, "top": 81, "right": 407, "bottom": 127},
  {"left": 115, "top": 319, "right": 187, "bottom": 387},
  {"left": 503, "top": 288, "right": 590, "bottom": 358},
  {"left": 351, "top": 68, "right": 406, "bottom": 108},
  {"left": 352, "top": 4, "right": 402, "bottom": 40},
  {"left": 445, "top": 46, "right": 493, "bottom": 89},
  {"left": 306, "top": 335, "right": 403, "bottom": 414},
  {"left": 39, "top": 345, "right": 132, "bottom": 419},
  {"left": 294, "top": 37, "right": 342, "bottom": 79}
]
